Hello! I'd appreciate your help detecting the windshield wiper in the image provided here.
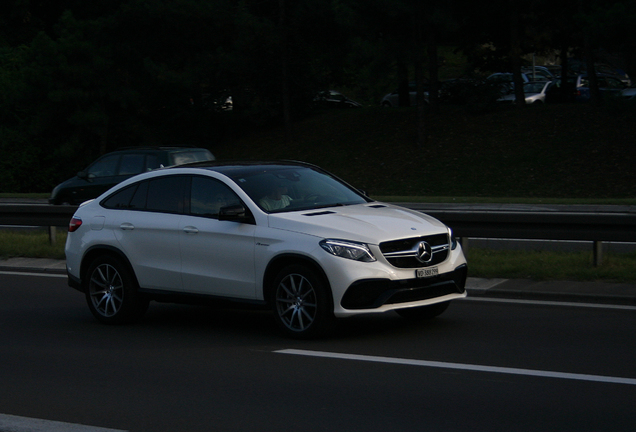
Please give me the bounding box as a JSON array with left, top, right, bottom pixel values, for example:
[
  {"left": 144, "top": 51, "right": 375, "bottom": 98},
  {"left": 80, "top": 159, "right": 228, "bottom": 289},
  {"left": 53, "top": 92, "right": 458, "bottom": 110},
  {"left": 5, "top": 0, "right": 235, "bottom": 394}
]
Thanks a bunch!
[{"left": 311, "top": 202, "right": 347, "bottom": 210}]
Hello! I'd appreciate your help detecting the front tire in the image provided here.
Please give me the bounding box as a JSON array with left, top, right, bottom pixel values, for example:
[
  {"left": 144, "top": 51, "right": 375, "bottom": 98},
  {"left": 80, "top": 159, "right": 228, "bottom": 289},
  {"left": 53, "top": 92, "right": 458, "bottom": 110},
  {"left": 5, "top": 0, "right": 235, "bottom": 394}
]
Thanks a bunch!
[
  {"left": 85, "top": 255, "right": 148, "bottom": 324},
  {"left": 271, "top": 264, "right": 334, "bottom": 338}
]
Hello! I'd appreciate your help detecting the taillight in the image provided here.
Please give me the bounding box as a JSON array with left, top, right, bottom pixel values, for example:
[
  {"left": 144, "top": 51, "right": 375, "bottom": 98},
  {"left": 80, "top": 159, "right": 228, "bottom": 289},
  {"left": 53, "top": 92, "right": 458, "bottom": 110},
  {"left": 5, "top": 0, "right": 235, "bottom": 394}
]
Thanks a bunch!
[{"left": 68, "top": 217, "right": 83, "bottom": 232}]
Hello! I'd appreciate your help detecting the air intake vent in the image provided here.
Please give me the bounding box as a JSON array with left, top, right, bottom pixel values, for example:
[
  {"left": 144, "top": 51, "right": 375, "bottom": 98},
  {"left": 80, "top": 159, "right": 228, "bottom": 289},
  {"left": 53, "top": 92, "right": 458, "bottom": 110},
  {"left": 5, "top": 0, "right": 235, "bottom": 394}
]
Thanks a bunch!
[{"left": 303, "top": 211, "right": 336, "bottom": 216}]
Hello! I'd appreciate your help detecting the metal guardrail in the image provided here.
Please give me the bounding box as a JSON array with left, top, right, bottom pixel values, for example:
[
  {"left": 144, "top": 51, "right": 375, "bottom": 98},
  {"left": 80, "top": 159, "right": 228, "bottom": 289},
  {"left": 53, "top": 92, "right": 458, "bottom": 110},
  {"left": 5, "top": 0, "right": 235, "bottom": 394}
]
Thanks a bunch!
[
  {"left": 0, "top": 204, "right": 77, "bottom": 227},
  {"left": 2, "top": 202, "right": 635, "bottom": 265},
  {"left": 397, "top": 203, "right": 636, "bottom": 265}
]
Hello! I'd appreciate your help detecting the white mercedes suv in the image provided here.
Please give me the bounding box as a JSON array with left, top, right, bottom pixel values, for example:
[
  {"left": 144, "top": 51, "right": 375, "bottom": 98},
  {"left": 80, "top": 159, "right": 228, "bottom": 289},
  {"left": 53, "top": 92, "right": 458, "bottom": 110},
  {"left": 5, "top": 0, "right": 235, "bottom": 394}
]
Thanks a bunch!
[{"left": 66, "top": 161, "right": 467, "bottom": 337}]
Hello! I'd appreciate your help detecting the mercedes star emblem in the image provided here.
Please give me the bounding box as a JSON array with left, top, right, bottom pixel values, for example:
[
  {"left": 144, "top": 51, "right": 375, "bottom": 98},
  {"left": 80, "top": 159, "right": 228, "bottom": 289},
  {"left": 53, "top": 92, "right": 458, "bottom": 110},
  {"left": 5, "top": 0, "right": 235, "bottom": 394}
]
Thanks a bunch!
[{"left": 416, "top": 241, "right": 433, "bottom": 263}]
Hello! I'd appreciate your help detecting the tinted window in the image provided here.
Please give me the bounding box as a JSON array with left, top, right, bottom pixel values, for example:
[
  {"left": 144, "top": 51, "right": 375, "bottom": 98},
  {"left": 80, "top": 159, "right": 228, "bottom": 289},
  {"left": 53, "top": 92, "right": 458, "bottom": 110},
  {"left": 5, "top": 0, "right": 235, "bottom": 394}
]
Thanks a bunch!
[
  {"left": 146, "top": 176, "right": 185, "bottom": 213},
  {"left": 102, "top": 184, "right": 139, "bottom": 209},
  {"left": 170, "top": 150, "right": 214, "bottom": 166},
  {"left": 129, "top": 181, "right": 148, "bottom": 209},
  {"left": 118, "top": 154, "right": 145, "bottom": 175},
  {"left": 87, "top": 155, "right": 119, "bottom": 178},
  {"left": 146, "top": 155, "right": 161, "bottom": 170},
  {"left": 190, "top": 176, "right": 241, "bottom": 218}
]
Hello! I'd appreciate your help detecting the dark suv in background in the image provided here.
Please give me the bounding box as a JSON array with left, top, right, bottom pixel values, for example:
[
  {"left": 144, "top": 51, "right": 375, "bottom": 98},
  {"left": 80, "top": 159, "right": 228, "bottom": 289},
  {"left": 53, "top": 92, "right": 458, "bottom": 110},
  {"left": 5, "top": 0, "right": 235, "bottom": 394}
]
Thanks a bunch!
[{"left": 49, "top": 147, "right": 215, "bottom": 205}]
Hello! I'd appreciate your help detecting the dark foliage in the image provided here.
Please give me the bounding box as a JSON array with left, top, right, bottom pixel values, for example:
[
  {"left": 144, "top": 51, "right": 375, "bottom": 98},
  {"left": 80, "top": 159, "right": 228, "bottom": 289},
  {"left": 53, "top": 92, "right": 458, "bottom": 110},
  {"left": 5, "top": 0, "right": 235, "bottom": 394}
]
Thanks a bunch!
[{"left": 0, "top": 0, "right": 634, "bottom": 194}]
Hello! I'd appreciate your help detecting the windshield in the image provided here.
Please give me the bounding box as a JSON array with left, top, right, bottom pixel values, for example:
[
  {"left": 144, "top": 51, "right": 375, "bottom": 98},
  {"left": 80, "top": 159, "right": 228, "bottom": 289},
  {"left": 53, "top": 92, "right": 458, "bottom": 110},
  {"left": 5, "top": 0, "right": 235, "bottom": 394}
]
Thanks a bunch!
[{"left": 227, "top": 165, "right": 369, "bottom": 213}]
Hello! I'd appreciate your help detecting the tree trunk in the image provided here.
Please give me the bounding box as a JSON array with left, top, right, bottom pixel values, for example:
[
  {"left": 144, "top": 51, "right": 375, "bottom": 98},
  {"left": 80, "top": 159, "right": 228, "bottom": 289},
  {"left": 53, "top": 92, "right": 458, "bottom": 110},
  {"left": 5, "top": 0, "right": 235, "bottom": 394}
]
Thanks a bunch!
[
  {"left": 510, "top": 1, "right": 525, "bottom": 106},
  {"left": 415, "top": 8, "right": 426, "bottom": 148},
  {"left": 397, "top": 57, "right": 410, "bottom": 107},
  {"left": 584, "top": 35, "right": 600, "bottom": 106},
  {"left": 559, "top": 43, "right": 571, "bottom": 102},
  {"left": 279, "top": 0, "right": 292, "bottom": 143},
  {"left": 427, "top": 24, "right": 440, "bottom": 114}
]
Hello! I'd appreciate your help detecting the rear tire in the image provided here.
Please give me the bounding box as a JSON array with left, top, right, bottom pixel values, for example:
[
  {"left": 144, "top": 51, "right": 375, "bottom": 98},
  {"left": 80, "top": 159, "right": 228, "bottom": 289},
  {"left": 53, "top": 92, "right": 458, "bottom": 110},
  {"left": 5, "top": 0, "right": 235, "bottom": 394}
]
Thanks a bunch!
[{"left": 85, "top": 255, "right": 148, "bottom": 324}]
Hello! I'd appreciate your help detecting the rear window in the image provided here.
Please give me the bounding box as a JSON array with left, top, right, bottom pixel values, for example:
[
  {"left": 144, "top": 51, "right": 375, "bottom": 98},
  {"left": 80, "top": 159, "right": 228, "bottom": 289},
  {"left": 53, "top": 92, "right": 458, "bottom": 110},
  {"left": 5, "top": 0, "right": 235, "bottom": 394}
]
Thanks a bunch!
[{"left": 169, "top": 150, "right": 214, "bottom": 166}]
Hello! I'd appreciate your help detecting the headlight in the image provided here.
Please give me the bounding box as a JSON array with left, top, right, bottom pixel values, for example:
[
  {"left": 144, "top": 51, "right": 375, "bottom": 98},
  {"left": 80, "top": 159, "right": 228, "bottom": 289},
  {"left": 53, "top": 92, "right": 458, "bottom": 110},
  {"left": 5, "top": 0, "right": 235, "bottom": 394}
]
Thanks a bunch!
[
  {"left": 448, "top": 227, "right": 458, "bottom": 250},
  {"left": 320, "top": 239, "right": 376, "bottom": 262}
]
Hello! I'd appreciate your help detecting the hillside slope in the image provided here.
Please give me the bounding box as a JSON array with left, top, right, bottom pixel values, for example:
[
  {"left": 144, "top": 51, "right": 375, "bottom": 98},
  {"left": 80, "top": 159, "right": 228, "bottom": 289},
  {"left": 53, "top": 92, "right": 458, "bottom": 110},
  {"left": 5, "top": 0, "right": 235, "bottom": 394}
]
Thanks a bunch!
[{"left": 214, "top": 103, "right": 636, "bottom": 199}]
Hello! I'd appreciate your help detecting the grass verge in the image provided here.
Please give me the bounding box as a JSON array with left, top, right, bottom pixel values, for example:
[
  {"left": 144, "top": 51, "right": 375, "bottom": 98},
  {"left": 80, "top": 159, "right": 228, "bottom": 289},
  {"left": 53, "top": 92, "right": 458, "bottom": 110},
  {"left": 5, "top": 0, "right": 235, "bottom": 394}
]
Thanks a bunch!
[
  {"left": 466, "top": 248, "right": 636, "bottom": 283},
  {"left": 0, "top": 230, "right": 67, "bottom": 261}
]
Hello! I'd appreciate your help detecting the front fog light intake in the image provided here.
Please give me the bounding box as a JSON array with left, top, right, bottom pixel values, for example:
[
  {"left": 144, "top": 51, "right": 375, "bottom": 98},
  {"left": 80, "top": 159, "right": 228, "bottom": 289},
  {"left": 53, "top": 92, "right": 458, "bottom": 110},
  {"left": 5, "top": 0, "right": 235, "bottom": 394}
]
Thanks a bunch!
[{"left": 320, "top": 239, "right": 376, "bottom": 262}]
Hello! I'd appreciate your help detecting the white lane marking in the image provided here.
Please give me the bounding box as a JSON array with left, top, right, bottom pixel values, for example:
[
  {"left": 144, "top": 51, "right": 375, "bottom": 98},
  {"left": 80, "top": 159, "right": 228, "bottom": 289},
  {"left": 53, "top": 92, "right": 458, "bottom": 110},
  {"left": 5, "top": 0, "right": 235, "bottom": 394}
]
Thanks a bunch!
[
  {"left": 460, "top": 296, "right": 636, "bottom": 311},
  {"left": 276, "top": 349, "right": 636, "bottom": 386},
  {"left": 0, "top": 413, "right": 127, "bottom": 432},
  {"left": 0, "top": 271, "right": 66, "bottom": 278}
]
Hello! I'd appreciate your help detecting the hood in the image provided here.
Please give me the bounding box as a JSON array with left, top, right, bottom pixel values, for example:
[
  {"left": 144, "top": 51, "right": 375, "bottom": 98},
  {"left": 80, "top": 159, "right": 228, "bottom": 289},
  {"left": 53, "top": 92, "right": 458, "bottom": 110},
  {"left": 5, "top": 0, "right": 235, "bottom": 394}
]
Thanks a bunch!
[{"left": 268, "top": 203, "right": 448, "bottom": 244}]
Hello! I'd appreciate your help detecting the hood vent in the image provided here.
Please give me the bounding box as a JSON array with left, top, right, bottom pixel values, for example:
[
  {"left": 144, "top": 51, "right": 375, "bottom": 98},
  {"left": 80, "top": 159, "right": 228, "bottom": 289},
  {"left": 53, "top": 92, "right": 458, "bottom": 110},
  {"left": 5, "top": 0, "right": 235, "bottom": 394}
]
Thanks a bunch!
[
  {"left": 368, "top": 204, "right": 387, "bottom": 208},
  {"left": 303, "top": 210, "right": 336, "bottom": 216}
]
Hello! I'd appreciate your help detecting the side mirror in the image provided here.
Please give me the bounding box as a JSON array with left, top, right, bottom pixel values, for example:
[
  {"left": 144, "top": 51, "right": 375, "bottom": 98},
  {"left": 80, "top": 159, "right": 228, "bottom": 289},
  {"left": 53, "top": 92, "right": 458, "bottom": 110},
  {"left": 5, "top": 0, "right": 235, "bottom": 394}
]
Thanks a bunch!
[
  {"left": 77, "top": 171, "right": 88, "bottom": 179},
  {"left": 219, "top": 204, "right": 254, "bottom": 224}
]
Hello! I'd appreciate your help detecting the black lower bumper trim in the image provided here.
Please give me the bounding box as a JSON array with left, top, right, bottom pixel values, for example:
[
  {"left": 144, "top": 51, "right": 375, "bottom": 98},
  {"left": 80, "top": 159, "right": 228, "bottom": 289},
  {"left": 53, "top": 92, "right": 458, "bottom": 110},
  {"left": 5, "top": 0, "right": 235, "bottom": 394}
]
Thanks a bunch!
[
  {"left": 68, "top": 272, "right": 83, "bottom": 292},
  {"left": 341, "top": 264, "right": 467, "bottom": 310}
]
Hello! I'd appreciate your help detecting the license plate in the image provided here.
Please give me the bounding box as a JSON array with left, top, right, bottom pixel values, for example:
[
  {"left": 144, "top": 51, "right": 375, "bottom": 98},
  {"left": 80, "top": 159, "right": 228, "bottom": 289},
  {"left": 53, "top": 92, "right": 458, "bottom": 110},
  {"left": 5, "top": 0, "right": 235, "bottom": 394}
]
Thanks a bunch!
[{"left": 416, "top": 267, "right": 438, "bottom": 278}]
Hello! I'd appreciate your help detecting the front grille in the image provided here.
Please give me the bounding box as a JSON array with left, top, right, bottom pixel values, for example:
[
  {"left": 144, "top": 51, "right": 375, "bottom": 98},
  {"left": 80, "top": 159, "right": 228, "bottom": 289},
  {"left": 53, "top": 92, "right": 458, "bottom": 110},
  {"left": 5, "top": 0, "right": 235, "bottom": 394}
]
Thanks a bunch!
[{"left": 380, "top": 234, "right": 450, "bottom": 268}]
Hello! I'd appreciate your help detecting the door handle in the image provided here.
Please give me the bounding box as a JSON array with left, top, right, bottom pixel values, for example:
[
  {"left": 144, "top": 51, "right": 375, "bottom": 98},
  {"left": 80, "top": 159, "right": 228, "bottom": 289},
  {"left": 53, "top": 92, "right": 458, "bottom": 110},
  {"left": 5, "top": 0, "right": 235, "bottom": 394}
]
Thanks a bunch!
[
  {"left": 183, "top": 226, "right": 199, "bottom": 234},
  {"left": 120, "top": 223, "right": 135, "bottom": 231}
]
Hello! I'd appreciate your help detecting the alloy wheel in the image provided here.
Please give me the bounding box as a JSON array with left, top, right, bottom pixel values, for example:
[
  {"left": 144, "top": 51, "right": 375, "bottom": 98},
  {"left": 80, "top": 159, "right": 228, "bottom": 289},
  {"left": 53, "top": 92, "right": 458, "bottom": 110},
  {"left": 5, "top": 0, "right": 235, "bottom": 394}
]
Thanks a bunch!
[
  {"left": 89, "top": 263, "right": 124, "bottom": 318},
  {"left": 275, "top": 272, "right": 318, "bottom": 333}
]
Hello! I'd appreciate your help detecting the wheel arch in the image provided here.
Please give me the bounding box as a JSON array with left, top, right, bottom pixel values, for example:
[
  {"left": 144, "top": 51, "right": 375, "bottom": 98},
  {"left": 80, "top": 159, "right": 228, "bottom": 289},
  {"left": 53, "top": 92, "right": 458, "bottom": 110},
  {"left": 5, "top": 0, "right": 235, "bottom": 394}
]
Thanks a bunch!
[
  {"left": 262, "top": 253, "right": 332, "bottom": 308},
  {"left": 79, "top": 245, "right": 139, "bottom": 292}
]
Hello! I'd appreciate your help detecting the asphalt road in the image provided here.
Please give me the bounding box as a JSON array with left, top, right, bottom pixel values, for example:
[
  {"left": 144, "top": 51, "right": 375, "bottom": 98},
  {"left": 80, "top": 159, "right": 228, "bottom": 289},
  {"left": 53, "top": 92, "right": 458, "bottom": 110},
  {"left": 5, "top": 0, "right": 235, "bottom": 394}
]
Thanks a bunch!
[{"left": 1, "top": 271, "right": 635, "bottom": 432}]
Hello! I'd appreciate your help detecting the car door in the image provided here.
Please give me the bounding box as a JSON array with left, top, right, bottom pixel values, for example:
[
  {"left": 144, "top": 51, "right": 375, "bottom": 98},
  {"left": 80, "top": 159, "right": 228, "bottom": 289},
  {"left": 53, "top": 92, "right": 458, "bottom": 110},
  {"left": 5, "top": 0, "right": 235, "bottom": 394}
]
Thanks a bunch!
[
  {"left": 179, "top": 175, "right": 257, "bottom": 299},
  {"left": 109, "top": 176, "right": 186, "bottom": 291}
]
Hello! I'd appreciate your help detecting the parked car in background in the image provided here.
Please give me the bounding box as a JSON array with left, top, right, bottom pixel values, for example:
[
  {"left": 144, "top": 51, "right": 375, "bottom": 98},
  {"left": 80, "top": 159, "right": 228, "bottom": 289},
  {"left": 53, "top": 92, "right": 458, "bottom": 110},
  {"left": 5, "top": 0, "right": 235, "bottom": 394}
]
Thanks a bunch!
[
  {"left": 521, "top": 66, "right": 556, "bottom": 81},
  {"left": 568, "top": 61, "right": 631, "bottom": 86},
  {"left": 622, "top": 85, "right": 636, "bottom": 100},
  {"left": 50, "top": 147, "right": 215, "bottom": 205},
  {"left": 438, "top": 78, "right": 487, "bottom": 105},
  {"left": 594, "top": 64, "right": 631, "bottom": 86},
  {"left": 486, "top": 73, "right": 530, "bottom": 95},
  {"left": 574, "top": 74, "right": 626, "bottom": 102},
  {"left": 65, "top": 161, "right": 468, "bottom": 338},
  {"left": 498, "top": 81, "right": 554, "bottom": 104},
  {"left": 313, "top": 90, "right": 362, "bottom": 108},
  {"left": 381, "top": 82, "right": 429, "bottom": 107}
]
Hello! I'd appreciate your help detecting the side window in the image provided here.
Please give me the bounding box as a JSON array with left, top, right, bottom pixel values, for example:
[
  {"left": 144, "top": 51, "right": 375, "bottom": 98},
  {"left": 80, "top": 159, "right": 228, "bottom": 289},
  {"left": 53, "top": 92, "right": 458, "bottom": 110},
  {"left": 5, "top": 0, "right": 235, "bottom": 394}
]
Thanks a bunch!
[
  {"left": 118, "top": 154, "right": 145, "bottom": 175},
  {"left": 87, "top": 155, "right": 120, "bottom": 178},
  {"left": 146, "top": 155, "right": 161, "bottom": 171},
  {"left": 101, "top": 177, "right": 184, "bottom": 212},
  {"left": 190, "top": 176, "right": 241, "bottom": 218},
  {"left": 101, "top": 184, "right": 139, "bottom": 209},
  {"left": 129, "top": 181, "right": 148, "bottom": 209},
  {"left": 146, "top": 176, "right": 185, "bottom": 213}
]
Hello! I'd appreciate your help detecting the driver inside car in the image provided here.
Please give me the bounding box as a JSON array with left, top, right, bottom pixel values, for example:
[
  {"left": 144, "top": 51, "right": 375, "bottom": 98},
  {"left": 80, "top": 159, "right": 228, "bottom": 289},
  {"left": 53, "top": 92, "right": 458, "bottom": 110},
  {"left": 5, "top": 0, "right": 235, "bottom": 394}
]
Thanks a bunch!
[{"left": 259, "top": 183, "right": 293, "bottom": 211}]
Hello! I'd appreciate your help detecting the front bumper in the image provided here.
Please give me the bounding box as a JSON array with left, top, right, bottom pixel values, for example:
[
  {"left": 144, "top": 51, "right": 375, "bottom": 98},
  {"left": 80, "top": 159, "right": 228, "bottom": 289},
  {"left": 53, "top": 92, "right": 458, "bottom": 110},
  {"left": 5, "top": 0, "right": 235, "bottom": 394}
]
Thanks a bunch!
[{"left": 341, "top": 264, "right": 467, "bottom": 310}]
